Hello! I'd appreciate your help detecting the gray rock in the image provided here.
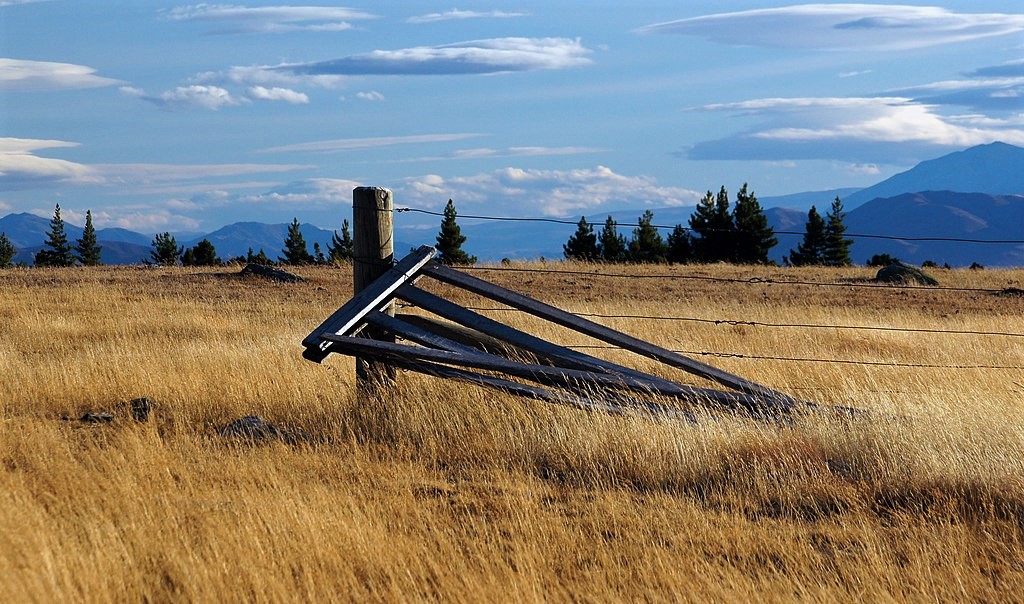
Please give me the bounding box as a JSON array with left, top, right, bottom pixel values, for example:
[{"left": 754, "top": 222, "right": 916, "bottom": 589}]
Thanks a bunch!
[{"left": 875, "top": 262, "right": 938, "bottom": 286}]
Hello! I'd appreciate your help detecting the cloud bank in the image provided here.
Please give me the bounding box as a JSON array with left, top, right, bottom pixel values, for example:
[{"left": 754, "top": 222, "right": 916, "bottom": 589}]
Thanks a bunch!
[
  {"left": 279, "top": 37, "right": 592, "bottom": 76},
  {"left": 0, "top": 138, "right": 99, "bottom": 189},
  {"left": 685, "top": 96, "right": 1024, "bottom": 164},
  {"left": 639, "top": 4, "right": 1024, "bottom": 51},
  {"left": 398, "top": 165, "right": 702, "bottom": 217},
  {"left": 407, "top": 9, "right": 527, "bottom": 24},
  {"left": 167, "top": 5, "right": 376, "bottom": 33},
  {"left": 0, "top": 58, "right": 120, "bottom": 91}
]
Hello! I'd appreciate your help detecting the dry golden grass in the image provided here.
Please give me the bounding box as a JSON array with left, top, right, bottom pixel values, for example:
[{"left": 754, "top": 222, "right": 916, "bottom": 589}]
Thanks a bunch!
[{"left": 1, "top": 262, "right": 1023, "bottom": 602}]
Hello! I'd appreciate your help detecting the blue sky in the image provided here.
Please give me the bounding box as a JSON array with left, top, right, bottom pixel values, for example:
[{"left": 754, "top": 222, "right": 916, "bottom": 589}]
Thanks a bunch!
[{"left": 1, "top": 1, "right": 1022, "bottom": 234}]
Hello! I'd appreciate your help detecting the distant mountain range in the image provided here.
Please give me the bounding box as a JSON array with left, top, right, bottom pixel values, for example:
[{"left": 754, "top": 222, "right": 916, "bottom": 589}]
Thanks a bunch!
[{"left": 2, "top": 142, "right": 1022, "bottom": 267}]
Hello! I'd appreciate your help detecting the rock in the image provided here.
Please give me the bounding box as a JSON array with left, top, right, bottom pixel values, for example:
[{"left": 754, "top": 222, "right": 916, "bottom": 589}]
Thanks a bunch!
[
  {"left": 129, "top": 397, "right": 153, "bottom": 422},
  {"left": 219, "top": 415, "right": 299, "bottom": 444},
  {"left": 874, "top": 262, "right": 939, "bottom": 286},
  {"left": 239, "top": 263, "right": 305, "bottom": 283},
  {"left": 995, "top": 287, "right": 1024, "bottom": 297}
]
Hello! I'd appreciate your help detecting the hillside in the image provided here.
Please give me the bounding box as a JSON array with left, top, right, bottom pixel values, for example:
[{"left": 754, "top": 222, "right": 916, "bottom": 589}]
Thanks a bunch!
[
  {"left": 843, "top": 191, "right": 1024, "bottom": 267},
  {"left": 844, "top": 142, "right": 1024, "bottom": 208}
]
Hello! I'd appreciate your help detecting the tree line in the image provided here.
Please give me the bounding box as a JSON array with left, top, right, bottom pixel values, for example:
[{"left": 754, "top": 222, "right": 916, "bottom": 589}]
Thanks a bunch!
[
  {"left": 0, "top": 200, "right": 475, "bottom": 269},
  {"left": 563, "top": 185, "right": 853, "bottom": 266}
]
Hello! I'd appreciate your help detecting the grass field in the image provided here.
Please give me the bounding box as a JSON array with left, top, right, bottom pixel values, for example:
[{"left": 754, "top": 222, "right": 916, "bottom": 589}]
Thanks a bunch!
[{"left": 1, "top": 262, "right": 1023, "bottom": 602}]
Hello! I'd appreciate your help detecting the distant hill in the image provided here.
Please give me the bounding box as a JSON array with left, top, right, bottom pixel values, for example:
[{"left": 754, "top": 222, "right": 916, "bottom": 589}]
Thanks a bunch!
[
  {"left": 843, "top": 191, "right": 1024, "bottom": 267},
  {"left": 759, "top": 188, "right": 860, "bottom": 211},
  {"left": 194, "top": 221, "right": 415, "bottom": 262},
  {"left": 844, "top": 142, "right": 1024, "bottom": 208}
]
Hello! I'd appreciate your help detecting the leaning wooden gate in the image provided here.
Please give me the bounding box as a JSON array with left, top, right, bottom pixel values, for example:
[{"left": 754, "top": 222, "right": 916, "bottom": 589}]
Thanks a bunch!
[{"left": 302, "top": 246, "right": 809, "bottom": 420}]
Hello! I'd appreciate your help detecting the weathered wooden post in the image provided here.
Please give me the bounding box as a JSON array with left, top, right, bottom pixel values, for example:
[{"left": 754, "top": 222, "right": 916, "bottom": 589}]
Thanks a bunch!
[{"left": 352, "top": 187, "right": 396, "bottom": 398}]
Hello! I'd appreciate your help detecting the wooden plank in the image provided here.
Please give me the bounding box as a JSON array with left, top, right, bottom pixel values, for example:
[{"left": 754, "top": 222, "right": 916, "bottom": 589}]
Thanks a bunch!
[
  {"left": 322, "top": 332, "right": 781, "bottom": 416},
  {"left": 422, "top": 261, "right": 796, "bottom": 404},
  {"left": 391, "top": 313, "right": 538, "bottom": 360},
  {"left": 396, "top": 285, "right": 691, "bottom": 390},
  {"left": 336, "top": 344, "right": 696, "bottom": 421},
  {"left": 301, "top": 245, "right": 435, "bottom": 362}
]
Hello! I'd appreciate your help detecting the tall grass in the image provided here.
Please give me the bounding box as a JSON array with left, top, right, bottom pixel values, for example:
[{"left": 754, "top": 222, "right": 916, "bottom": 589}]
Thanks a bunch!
[{"left": 1, "top": 263, "right": 1022, "bottom": 601}]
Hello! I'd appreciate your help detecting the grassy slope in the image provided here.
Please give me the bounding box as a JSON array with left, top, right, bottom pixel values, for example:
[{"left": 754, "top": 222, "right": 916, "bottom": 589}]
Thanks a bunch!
[{"left": 1, "top": 263, "right": 1022, "bottom": 602}]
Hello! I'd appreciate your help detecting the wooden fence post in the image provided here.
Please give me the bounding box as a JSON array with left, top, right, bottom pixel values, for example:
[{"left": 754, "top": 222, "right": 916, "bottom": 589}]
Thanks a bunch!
[{"left": 353, "top": 186, "right": 396, "bottom": 398}]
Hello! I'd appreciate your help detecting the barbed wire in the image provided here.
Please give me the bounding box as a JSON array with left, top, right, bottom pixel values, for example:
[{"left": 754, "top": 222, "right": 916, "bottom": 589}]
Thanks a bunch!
[
  {"left": 394, "top": 206, "right": 1024, "bottom": 245},
  {"left": 455, "top": 264, "right": 1010, "bottom": 294},
  {"left": 454, "top": 306, "right": 1024, "bottom": 339},
  {"left": 564, "top": 344, "right": 1024, "bottom": 371}
]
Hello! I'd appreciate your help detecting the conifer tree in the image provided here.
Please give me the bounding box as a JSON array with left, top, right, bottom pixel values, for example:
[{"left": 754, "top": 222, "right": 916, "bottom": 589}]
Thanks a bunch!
[
  {"left": 74, "top": 209, "right": 102, "bottom": 266},
  {"left": 182, "top": 239, "right": 219, "bottom": 266},
  {"left": 667, "top": 224, "right": 692, "bottom": 264},
  {"left": 823, "top": 196, "right": 853, "bottom": 267},
  {"left": 0, "top": 232, "right": 15, "bottom": 268},
  {"left": 35, "top": 204, "right": 74, "bottom": 267},
  {"left": 280, "top": 217, "right": 314, "bottom": 265},
  {"left": 150, "top": 232, "right": 182, "bottom": 265},
  {"left": 435, "top": 199, "right": 476, "bottom": 265},
  {"left": 563, "top": 216, "right": 598, "bottom": 261},
  {"left": 786, "top": 206, "right": 827, "bottom": 266},
  {"left": 596, "top": 215, "right": 627, "bottom": 262},
  {"left": 313, "top": 242, "right": 325, "bottom": 264},
  {"left": 731, "top": 183, "right": 776, "bottom": 264},
  {"left": 689, "top": 187, "right": 734, "bottom": 263},
  {"left": 247, "top": 247, "right": 273, "bottom": 266},
  {"left": 628, "top": 210, "right": 668, "bottom": 263},
  {"left": 326, "top": 219, "right": 354, "bottom": 263}
]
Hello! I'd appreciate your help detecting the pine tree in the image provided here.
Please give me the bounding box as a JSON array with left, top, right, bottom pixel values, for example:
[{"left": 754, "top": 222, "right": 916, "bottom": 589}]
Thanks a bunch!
[
  {"left": 435, "top": 199, "right": 476, "bottom": 265},
  {"left": 182, "top": 239, "right": 219, "bottom": 266},
  {"left": 596, "top": 215, "right": 627, "bottom": 262},
  {"left": 667, "top": 224, "right": 692, "bottom": 264},
  {"left": 247, "top": 248, "right": 273, "bottom": 266},
  {"left": 689, "top": 187, "right": 734, "bottom": 263},
  {"left": 786, "top": 206, "right": 827, "bottom": 266},
  {"left": 563, "top": 216, "right": 598, "bottom": 261},
  {"left": 74, "top": 209, "right": 102, "bottom": 266},
  {"left": 731, "top": 183, "right": 776, "bottom": 264},
  {"left": 280, "top": 217, "right": 314, "bottom": 265},
  {"left": 823, "top": 196, "right": 853, "bottom": 267},
  {"left": 150, "top": 232, "right": 182, "bottom": 265},
  {"left": 313, "top": 242, "right": 325, "bottom": 264},
  {"left": 628, "top": 210, "right": 668, "bottom": 263},
  {"left": 35, "top": 203, "right": 74, "bottom": 267},
  {"left": 326, "top": 219, "right": 354, "bottom": 263},
  {"left": 0, "top": 232, "right": 15, "bottom": 268}
]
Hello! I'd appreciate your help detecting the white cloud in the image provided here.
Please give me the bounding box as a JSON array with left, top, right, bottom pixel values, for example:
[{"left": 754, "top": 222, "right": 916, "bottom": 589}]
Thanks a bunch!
[
  {"left": 639, "top": 4, "right": 1024, "bottom": 52},
  {"left": 0, "top": 58, "right": 120, "bottom": 91},
  {"left": 196, "top": 64, "right": 347, "bottom": 89},
  {"left": 167, "top": 5, "right": 376, "bottom": 33},
  {"left": 0, "top": 1, "right": 49, "bottom": 6},
  {"left": 838, "top": 69, "right": 872, "bottom": 78},
  {"left": 355, "top": 90, "right": 385, "bottom": 101},
  {"left": 0, "top": 137, "right": 100, "bottom": 189},
  {"left": 261, "top": 133, "right": 485, "bottom": 153},
  {"left": 103, "top": 209, "right": 201, "bottom": 233},
  {"left": 407, "top": 9, "right": 527, "bottom": 24},
  {"left": 397, "top": 165, "right": 702, "bottom": 217},
  {"left": 237, "top": 178, "right": 363, "bottom": 205},
  {"left": 279, "top": 37, "right": 592, "bottom": 76},
  {"left": 246, "top": 85, "right": 309, "bottom": 104},
  {"left": 846, "top": 163, "right": 881, "bottom": 175},
  {"left": 121, "top": 84, "right": 245, "bottom": 111},
  {"left": 686, "top": 96, "right": 1024, "bottom": 163}
]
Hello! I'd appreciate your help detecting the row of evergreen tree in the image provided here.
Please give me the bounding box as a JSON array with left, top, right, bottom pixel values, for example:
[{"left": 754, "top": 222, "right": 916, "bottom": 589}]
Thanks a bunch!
[
  {"left": 563, "top": 185, "right": 853, "bottom": 266},
  {"left": 0, "top": 193, "right": 851, "bottom": 269}
]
